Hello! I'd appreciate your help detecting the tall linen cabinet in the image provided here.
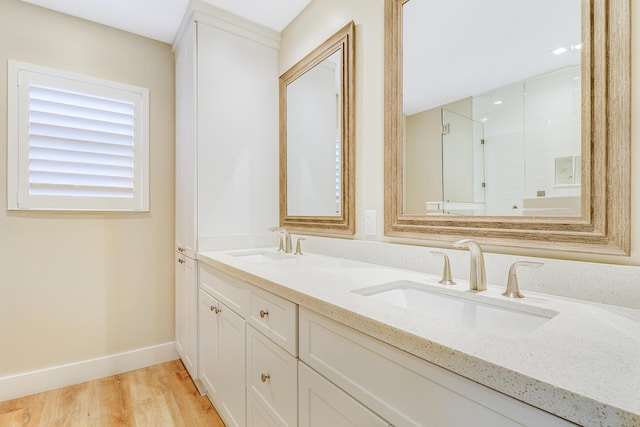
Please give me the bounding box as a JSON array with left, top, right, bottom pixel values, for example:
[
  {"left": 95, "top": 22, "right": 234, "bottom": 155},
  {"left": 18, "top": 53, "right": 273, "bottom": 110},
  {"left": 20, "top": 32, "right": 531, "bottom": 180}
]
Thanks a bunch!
[{"left": 173, "top": 1, "right": 280, "bottom": 393}]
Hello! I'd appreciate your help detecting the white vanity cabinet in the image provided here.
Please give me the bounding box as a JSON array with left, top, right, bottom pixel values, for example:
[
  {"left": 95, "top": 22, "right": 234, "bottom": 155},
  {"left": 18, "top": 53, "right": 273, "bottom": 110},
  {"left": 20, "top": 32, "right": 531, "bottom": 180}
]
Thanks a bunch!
[
  {"left": 299, "top": 308, "right": 576, "bottom": 427},
  {"left": 173, "top": 0, "right": 280, "bottom": 392},
  {"left": 198, "top": 266, "right": 250, "bottom": 426},
  {"left": 199, "top": 263, "right": 299, "bottom": 427},
  {"left": 174, "top": 12, "right": 199, "bottom": 384},
  {"left": 199, "top": 288, "right": 247, "bottom": 426}
]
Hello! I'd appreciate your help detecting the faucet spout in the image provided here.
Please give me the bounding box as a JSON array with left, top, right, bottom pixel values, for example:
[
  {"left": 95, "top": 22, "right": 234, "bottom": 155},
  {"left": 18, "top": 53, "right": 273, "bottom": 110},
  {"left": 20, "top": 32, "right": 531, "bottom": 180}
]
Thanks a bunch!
[
  {"left": 452, "top": 239, "right": 487, "bottom": 291},
  {"left": 269, "top": 226, "right": 292, "bottom": 253}
]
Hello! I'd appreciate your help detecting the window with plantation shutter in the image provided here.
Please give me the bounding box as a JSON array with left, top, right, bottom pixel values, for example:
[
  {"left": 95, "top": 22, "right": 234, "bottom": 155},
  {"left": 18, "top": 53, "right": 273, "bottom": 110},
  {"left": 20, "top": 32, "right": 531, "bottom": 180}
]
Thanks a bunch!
[{"left": 7, "top": 60, "right": 149, "bottom": 211}]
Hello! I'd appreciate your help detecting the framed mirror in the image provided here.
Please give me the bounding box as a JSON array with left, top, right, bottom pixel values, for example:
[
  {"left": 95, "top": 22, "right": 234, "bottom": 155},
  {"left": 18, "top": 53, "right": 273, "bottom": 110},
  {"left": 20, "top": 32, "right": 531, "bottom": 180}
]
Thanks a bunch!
[
  {"left": 384, "top": 0, "right": 631, "bottom": 255},
  {"left": 280, "top": 21, "right": 355, "bottom": 234}
]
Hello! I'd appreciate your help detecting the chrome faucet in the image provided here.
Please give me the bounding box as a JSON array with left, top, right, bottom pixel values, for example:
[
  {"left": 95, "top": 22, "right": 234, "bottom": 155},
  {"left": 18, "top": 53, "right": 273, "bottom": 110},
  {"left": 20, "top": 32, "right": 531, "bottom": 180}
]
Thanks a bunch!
[
  {"left": 269, "top": 227, "right": 292, "bottom": 253},
  {"left": 452, "top": 239, "right": 486, "bottom": 291}
]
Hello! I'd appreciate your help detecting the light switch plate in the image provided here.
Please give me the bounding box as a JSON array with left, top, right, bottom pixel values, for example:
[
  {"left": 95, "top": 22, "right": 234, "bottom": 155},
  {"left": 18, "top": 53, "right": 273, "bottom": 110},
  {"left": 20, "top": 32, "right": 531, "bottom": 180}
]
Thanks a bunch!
[{"left": 365, "top": 210, "right": 376, "bottom": 235}]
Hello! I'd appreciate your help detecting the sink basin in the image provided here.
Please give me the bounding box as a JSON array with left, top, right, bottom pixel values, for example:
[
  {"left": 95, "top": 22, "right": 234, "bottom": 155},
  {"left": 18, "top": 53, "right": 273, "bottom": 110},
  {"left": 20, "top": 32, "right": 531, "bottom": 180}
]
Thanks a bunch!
[
  {"left": 353, "top": 280, "right": 557, "bottom": 339},
  {"left": 226, "top": 249, "right": 295, "bottom": 262}
]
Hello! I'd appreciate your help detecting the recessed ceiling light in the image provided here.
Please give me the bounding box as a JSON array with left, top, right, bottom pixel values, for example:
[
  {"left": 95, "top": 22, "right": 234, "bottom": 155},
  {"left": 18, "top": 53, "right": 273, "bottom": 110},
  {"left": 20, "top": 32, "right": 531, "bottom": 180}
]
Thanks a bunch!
[
  {"left": 552, "top": 47, "right": 568, "bottom": 55},
  {"left": 572, "top": 43, "right": 583, "bottom": 50},
  {"left": 493, "top": 100, "right": 503, "bottom": 105}
]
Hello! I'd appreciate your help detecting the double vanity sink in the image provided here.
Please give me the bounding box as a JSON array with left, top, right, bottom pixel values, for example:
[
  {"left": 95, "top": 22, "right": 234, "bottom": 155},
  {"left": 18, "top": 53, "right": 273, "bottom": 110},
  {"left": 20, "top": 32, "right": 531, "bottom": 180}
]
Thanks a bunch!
[{"left": 202, "top": 246, "right": 640, "bottom": 426}]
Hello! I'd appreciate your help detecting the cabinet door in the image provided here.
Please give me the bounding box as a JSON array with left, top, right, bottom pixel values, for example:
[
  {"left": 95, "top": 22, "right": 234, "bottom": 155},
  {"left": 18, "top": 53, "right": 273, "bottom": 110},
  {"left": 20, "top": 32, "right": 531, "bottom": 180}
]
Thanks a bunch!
[
  {"left": 218, "top": 303, "right": 246, "bottom": 427},
  {"left": 175, "top": 21, "right": 197, "bottom": 258},
  {"left": 199, "top": 289, "right": 246, "bottom": 427},
  {"left": 247, "top": 392, "right": 280, "bottom": 427},
  {"left": 246, "top": 325, "right": 297, "bottom": 427},
  {"left": 299, "top": 362, "right": 390, "bottom": 427},
  {"left": 199, "top": 289, "right": 221, "bottom": 403},
  {"left": 176, "top": 253, "right": 197, "bottom": 378}
]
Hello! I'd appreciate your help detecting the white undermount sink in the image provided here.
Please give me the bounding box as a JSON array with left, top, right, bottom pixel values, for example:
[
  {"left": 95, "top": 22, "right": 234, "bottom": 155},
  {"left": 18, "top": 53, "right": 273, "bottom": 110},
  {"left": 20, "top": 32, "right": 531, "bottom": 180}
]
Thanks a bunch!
[
  {"left": 226, "top": 249, "right": 295, "bottom": 262},
  {"left": 353, "top": 280, "right": 557, "bottom": 339}
]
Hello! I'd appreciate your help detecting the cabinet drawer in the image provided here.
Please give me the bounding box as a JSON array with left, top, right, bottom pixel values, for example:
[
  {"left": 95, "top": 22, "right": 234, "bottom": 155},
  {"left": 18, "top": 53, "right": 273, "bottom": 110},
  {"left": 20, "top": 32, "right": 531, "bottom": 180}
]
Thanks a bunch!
[
  {"left": 248, "top": 286, "right": 298, "bottom": 356},
  {"left": 299, "top": 361, "right": 390, "bottom": 427},
  {"left": 199, "top": 264, "right": 250, "bottom": 318},
  {"left": 246, "top": 325, "right": 297, "bottom": 427},
  {"left": 300, "top": 308, "right": 575, "bottom": 427}
]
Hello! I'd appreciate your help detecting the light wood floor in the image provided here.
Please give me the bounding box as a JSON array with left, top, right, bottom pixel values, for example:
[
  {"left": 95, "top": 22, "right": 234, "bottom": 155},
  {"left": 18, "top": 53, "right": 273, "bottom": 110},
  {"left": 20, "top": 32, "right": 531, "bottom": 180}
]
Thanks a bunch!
[{"left": 0, "top": 360, "right": 225, "bottom": 426}]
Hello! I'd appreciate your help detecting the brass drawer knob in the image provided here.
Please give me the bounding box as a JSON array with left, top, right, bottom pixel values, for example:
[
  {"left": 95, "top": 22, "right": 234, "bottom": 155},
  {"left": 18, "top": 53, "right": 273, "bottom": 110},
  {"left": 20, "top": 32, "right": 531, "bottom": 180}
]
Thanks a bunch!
[
  {"left": 259, "top": 310, "right": 269, "bottom": 319},
  {"left": 261, "top": 373, "right": 270, "bottom": 383},
  {"left": 178, "top": 258, "right": 185, "bottom": 264}
]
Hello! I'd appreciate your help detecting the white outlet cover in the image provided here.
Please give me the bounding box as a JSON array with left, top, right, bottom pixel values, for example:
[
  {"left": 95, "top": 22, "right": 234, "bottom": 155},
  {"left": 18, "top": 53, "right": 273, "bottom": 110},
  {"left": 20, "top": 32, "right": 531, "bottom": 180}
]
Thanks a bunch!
[{"left": 365, "top": 210, "right": 376, "bottom": 235}]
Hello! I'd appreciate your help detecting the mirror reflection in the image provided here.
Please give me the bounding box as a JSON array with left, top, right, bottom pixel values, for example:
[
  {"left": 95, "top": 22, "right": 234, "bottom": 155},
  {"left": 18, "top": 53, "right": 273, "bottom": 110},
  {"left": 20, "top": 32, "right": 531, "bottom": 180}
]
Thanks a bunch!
[
  {"left": 286, "top": 50, "right": 342, "bottom": 217},
  {"left": 402, "top": 0, "right": 582, "bottom": 216}
]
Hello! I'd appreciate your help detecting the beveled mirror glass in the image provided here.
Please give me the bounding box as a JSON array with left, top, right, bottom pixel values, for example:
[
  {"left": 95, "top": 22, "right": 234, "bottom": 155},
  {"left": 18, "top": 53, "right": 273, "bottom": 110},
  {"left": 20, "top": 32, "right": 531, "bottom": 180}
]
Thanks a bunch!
[
  {"left": 385, "top": 0, "right": 630, "bottom": 254},
  {"left": 280, "top": 21, "right": 355, "bottom": 234}
]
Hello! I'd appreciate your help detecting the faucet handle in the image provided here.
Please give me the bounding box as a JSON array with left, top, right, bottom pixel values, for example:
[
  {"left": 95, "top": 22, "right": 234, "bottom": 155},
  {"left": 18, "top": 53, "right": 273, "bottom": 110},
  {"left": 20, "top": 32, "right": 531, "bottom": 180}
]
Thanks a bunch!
[
  {"left": 431, "top": 251, "right": 455, "bottom": 285},
  {"left": 294, "top": 238, "right": 306, "bottom": 255},
  {"left": 503, "top": 261, "right": 543, "bottom": 298}
]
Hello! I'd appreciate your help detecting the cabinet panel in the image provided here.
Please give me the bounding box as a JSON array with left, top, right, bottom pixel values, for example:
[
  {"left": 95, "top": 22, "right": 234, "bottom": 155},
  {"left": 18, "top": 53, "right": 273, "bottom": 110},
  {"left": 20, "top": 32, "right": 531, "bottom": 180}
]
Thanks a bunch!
[
  {"left": 175, "top": 21, "right": 197, "bottom": 259},
  {"left": 219, "top": 303, "right": 246, "bottom": 427},
  {"left": 176, "top": 253, "right": 197, "bottom": 378},
  {"left": 299, "top": 362, "right": 389, "bottom": 427},
  {"left": 249, "top": 286, "right": 298, "bottom": 356},
  {"left": 246, "top": 325, "right": 297, "bottom": 427},
  {"left": 196, "top": 21, "right": 279, "bottom": 236},
  {"left": 199, "top": 263, "right": 250, "bottom": 318},
  {"left": 247, "top": 392, "right": 280, "bottom": 427},
  {"left": 300, "top": 308, "right": 575, "bottom": 427},
  {"left": 199, "top": 289, "right": 221, "bottom": 402},
  {"left": 199, "top": 288, "right": 247, "bottom": 427}
]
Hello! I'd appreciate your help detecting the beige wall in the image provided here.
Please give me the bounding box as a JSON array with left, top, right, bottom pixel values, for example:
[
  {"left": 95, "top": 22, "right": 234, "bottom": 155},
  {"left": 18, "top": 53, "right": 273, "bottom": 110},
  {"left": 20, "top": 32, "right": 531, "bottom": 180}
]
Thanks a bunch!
[
  {"left": 0, "top": 0, "right": 175, "bottom": 376},
  {"left": 281, "top": 0, "right": 385, "bottom": 241},
  {"left": 404, "top": 108, "right": 442, "bottom": 214},
  {"left": 281, "top": 0, "right": 640, "bottom": 266}
]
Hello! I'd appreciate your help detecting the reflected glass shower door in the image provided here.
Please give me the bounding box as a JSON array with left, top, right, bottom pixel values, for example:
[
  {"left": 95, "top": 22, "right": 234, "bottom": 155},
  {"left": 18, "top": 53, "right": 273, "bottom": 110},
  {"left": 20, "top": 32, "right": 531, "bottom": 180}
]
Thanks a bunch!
[{"left": 441, "top": 109, "right": 485, "bottom": 213}]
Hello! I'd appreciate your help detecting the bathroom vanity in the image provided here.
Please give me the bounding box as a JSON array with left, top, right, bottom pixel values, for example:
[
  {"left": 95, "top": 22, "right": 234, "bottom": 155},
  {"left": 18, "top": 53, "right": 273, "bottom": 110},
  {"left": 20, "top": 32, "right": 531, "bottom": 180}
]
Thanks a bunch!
[{"left": 194, "top": 245, "right": 640, "bottom": 427}]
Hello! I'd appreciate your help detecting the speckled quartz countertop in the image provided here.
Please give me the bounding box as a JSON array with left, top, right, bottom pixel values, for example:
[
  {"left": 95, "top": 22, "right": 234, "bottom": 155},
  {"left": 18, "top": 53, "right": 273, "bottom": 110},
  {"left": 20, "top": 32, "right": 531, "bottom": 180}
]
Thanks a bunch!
[{"left": 198, "top": 249, "right": 640, "bottom": 427}]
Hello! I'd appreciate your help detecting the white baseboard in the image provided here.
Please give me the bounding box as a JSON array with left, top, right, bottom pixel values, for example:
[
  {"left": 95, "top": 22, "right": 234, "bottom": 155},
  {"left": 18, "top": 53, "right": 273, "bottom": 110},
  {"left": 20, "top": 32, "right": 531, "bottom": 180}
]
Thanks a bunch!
[{"left": 0, "top": 342, "right": 179, "bottom": 402}]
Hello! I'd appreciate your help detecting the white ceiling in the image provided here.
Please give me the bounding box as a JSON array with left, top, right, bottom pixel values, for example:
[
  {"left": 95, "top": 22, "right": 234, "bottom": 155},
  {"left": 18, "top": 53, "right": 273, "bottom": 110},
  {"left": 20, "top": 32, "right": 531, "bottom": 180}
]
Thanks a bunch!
[
  {"left": 20, "top": 0, "right": 312, "bottom": 43},
  {"left": 404, "top": 0, "right": 581, "bottom": 115}
]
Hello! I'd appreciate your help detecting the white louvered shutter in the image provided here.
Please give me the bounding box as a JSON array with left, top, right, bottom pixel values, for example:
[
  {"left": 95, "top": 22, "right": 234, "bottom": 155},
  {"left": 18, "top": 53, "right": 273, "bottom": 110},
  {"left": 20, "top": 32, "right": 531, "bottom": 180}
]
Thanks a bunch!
[{"left": 8, "top": 61, "right": 149, "bottom": 211}]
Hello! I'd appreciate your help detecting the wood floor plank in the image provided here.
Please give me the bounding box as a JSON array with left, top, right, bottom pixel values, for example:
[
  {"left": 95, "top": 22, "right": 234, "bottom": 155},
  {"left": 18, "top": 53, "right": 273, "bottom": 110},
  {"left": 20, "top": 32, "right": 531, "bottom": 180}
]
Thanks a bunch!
[{"left": 0, "top": 360, "right": 225, "bottom": 427}]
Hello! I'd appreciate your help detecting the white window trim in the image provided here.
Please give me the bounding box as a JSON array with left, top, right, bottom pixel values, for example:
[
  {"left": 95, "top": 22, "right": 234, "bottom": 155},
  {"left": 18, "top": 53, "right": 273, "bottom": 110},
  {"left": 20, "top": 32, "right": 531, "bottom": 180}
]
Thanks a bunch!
[{"left": 7, "top": 60, "right": 150, "bottom": 211}]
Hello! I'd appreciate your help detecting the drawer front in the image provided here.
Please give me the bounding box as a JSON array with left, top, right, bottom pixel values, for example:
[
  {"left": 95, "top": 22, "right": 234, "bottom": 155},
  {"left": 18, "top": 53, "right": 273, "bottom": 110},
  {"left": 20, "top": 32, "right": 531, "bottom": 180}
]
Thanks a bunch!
[
  {"left": 249, "top": 286, "right": 298, "bottom": 356},
  {"left": 199, "top": 264, "right": 250, "bottom": 318},
  {"left": 299, "top": 308, "right": 575, "bottom": 427},
  {"left": 246, "top": 325, "right": 298, "bottom": 427},
  {"left": 298, "top": 361, "right": 390, "bottom": 427}
]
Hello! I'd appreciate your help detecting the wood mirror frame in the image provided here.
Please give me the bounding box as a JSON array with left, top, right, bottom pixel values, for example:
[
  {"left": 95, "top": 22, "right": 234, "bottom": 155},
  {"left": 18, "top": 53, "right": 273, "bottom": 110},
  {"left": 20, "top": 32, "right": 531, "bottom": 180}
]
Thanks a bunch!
[
  {"left": 384, "top": 0, "right": 631, "bottom": 255},
  {"left": 280, "top": 21, "right": 355, "bottom": 235}
]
